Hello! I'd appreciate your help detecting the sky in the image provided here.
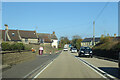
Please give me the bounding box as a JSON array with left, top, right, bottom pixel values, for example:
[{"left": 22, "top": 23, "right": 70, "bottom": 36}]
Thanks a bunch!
[{"left": 2, "top": 2, "right": 118, "bottom": 40}]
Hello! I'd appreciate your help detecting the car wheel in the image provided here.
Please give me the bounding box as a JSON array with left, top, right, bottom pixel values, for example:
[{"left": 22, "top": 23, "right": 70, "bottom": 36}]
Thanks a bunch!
[{"left": 91, "top": 55, "right": 93, "bottom": 58}]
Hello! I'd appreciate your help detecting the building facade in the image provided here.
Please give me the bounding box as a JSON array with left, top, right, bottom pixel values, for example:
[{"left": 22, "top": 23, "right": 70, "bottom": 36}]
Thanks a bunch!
[
  {"left": 37, "top": 32, "right": 58, "bottom": 48},
  {"left": 81, "top": 37, "right": 100, "bottom": 48}
]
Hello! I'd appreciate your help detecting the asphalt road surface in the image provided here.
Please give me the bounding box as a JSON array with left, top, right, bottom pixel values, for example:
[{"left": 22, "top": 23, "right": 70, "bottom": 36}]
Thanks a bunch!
[
  {"left": 37, "top": 51, "right": 104, "bottom": 78},
  {"left": 2, "top": 53, "right": 60, "bottom": 78},
  {"left": 71, "top": 52, "right": 120, "bottom": 79}
]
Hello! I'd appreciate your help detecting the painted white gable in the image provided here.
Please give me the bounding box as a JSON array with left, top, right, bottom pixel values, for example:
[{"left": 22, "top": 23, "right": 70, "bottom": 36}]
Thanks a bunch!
[{"left": 51, "top": 39, "right": 58, "bottom": 48}]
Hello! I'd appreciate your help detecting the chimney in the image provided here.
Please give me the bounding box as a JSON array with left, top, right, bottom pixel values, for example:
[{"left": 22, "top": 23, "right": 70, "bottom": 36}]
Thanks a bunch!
[
  {"left": 53, "top": 31, "right": 55, "bottom": 35},
  {"left": 114, "top": 34, "right": 116, "bottom": 37},
  {"left": 4, "top": 24, "right": 8, "bottom": 30},
  {"left": 101, "top": 34, "right": 104, "bottom": 38}
]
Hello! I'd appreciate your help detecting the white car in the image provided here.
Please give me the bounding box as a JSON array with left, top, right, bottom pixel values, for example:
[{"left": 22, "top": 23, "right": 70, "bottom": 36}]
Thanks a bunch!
[
  {"left": 63, "top": 48, "right": 68, "bottom": 51},
  {"left": 71, "top": 48, "right": 77, "bottom": 53}
]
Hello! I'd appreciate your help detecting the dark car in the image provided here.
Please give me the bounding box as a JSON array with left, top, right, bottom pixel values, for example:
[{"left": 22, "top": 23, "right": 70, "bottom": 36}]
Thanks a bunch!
[
  {"left": 78, "top": 47, "right": 93, "bottom": 58},
  {"left": 70, "top": 47, "right": 73, "bottom": 51}
]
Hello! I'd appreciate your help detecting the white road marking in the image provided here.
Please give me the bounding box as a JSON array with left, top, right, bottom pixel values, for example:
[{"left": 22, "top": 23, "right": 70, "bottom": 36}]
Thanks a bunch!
[
  {"left": 33, "top": 61, "right": 53, "bottom": 79},
  {"left": 75, "top": 57, "right": 107, "bottom": 78},
  {"left": 69, "top": 51, "right": 107, "bottom": 78},
  {"left": 79, "top": 58, "right": 116, "bottom": 79},
  {"left": 70, "top": 51, "right": 117, "bottom": 80},
  {"left": 23, "top": 64, "right": 43, "bottom": 78},
  {"left": 33, "top": 52, "right": 61, "bottom": 79}
]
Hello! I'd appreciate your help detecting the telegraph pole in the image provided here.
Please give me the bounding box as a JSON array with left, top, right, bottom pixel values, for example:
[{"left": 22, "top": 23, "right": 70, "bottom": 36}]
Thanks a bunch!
[{"left": 93, "top": 21, "right": 95, "bottom": 46}]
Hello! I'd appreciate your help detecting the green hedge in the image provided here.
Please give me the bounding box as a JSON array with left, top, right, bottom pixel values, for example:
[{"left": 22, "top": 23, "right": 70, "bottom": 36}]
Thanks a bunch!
[
  {"left": 93, "top": 42, "right": 120, "bottom": 60},
  {"left": 1, "top": 42, "right": 25, "bottom": 51}
]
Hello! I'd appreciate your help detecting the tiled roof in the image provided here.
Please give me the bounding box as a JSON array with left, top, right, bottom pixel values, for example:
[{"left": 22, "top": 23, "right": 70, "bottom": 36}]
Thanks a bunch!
[
  {"left": 19, "top": 30, "right": 37, "bottom": 39},
  {"left": 82, "top": 37, "right": 100, "bottom": 42},
  {"left": 51, "top": 34, "right": 58, "bottom": 40},
  {"left": 37, "top": 33, "right": 51, "bottom": 43},
  {"left": 8, "top": 30, "right": 21, "bottom": 41},
  {"left": 37, "top": 33, "right": 58, "bottom": 43}
]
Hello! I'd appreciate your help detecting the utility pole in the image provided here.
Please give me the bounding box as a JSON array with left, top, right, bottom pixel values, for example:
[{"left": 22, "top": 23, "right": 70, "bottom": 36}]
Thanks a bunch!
[{"left": 93, "top": 21, "right": 95, "bottom": 46}]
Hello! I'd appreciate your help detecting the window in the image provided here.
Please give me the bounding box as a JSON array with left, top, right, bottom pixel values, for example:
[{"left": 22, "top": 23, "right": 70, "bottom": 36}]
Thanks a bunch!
[
  {"left": 12, "top": 33, "right": 15, "bottom": 36},
  {"left": 25, "top": 38, "right": 28, "bottom": 42},
  {"left": 54, "top": 46, "right": 56, "bottom": 48}
]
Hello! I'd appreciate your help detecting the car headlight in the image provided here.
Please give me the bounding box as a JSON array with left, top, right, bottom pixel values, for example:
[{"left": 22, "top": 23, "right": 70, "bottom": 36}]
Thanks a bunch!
[
  {"left": 81, "top": 51, "right": 84, "bottom": 53},
  {"left": 90, "top": 51, "right": 92, "bottom": 53}
]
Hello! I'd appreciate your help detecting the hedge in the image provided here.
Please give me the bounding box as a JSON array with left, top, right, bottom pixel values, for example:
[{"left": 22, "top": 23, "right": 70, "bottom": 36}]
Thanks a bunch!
[
  {"left": 1, "top": 42, "right": 25, "bottom": 51},
  {"left": 93, "top": 41, "right": 120, "bottom": 60}
]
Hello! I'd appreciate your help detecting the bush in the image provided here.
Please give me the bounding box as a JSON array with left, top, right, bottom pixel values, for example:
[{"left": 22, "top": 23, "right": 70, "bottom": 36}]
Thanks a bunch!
[
  {"left": 2, "top": 42, "right": 25, "bottom": 51},
  {"left": 100, "top": 36, "right": 111, "bottom": 43},
  {"left": 112, "top": 42, "right": 120, "bottom": 51},
  {"left": 1, "top": 42, "right": 10, "bottom": 51},
  {"left": 10, "top": 43, "right": 25, "bottom": 51}
]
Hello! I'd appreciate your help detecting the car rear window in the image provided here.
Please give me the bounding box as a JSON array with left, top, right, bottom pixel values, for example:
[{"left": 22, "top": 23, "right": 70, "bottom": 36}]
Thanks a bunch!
[
  {"left": 73, "top": 48, "right": 77, "bottom": 50},
  {"left": 81, "top": 47, "right": 91, "bottom": 50}
]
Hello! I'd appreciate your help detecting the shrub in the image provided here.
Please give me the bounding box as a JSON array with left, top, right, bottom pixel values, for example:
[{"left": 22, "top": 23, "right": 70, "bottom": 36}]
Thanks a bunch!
[
  {"left": 1, "top": 42, "right": 10, "bottom": 51},
  {"left": 11, "top": 43, "right": 25, "bottom": 51},
  {"left": 100, "top": 36, "right": 111, "bottom": 43},
  {"left": 2, "top": 42, "right": 25, "bottom": 51},
  {"left": 112, "top": 42, "right": 120, "bottom": 51}
]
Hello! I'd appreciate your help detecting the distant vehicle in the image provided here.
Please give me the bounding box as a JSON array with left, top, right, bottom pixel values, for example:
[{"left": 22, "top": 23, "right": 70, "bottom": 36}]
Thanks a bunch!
[
  {"left": 69, "top": 44, "right": 72, "bottom": 48},
  {"left": 63, "top": 48, "right": 68, "bottom": 51},
  {"left": 64, "top": 44, "right": 68, "bottom": 48},
  {"left": 71, "top": 48, "right": 77, "bottom": 53},
  {"left": 118, "top": 53, "right": 120, "bottom": 69},
  {"left": 78, "top": 47, "right": 93, "bottom": 58}
]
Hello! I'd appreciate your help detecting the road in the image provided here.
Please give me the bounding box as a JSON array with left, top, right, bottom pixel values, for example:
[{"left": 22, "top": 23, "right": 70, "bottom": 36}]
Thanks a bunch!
[
  {"left": 80, "top": 56, "right": 120, "bottom": 79},
  {"left": 2, "top": 51, "right": 119, "bottom": 79},
  {"left": 36, "top": 51, "right": 105, "bottom": 78},
  {"left": 2, "top": 53, "right": 60, "bottom": 78}
]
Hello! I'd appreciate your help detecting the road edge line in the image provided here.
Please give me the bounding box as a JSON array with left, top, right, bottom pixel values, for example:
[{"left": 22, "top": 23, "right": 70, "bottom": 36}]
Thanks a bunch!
[
  {"left": 69, "top": 52, "right": 117, "bottom": 80},
  {"left": 33, "top": 51, "right": 62, "bottom": 79},
  {"left": 33, "top": 61, "right": 53, "bottom": 79},
  {"left": 75, "top": 56, "right": 118, "bottom": 80}
]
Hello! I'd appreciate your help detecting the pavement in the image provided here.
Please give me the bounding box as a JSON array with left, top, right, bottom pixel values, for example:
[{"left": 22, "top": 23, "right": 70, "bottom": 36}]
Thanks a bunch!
[
  {"left": 71, "top": 52, "right": 120, "bottom": 79},
  {"left": 37, "top": 51, "right": 104, "bottom": 78},
  {"left": 2, "top": 53, "right": 60, "bottom": 78}
]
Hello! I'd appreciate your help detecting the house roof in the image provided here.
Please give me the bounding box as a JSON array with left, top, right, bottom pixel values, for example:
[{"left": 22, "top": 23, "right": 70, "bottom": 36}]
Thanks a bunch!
[
  {"left": 37, "top": 33, "right": 52, "bottom": 43},
  {"left": 19, "top": 30, "right": 37, "bottom": 39},
  {"left": 2, "top": 30, "right": 9, "bottom": 41},
  {"left": 82, "top": 37, "right": 100, "bottom": 42},
  {"left": 110, "top": 36, "right": 120, "bottom": 41},
  {"left": 8, "top": 30, "right": 21, "bottom": 41},
  {"left": 51, "top": 34, "right": 58, "bottom": 40},
  {"left": 37, "top": 33, "right": 58, "bottom": 43}
]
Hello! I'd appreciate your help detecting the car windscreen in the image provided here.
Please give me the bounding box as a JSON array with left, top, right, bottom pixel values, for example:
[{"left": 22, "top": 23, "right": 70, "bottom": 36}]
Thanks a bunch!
[
  {"left": 81, "top": 47, "right": 91, "bottom": 50},
  {"left": 72, "top": 48, "right": 77, "bottom": 50}
]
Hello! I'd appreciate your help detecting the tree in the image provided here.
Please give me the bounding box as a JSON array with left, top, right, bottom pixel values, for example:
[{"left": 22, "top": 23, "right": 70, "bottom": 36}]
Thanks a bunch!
[
  {"left": 58, "top": 37, "right": 70, "bottom": 48},
  {"left": 76, "top": 39, "right": 83, "bottom": 50},
  {"left": 71, "top": 35, "right": 82, "bottom": 50}
]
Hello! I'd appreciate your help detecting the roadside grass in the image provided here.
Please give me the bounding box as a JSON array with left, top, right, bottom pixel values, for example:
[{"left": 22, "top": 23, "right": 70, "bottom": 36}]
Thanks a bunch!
[{"left": 2, "top": 43, "right": 60, "bottom": 68}]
